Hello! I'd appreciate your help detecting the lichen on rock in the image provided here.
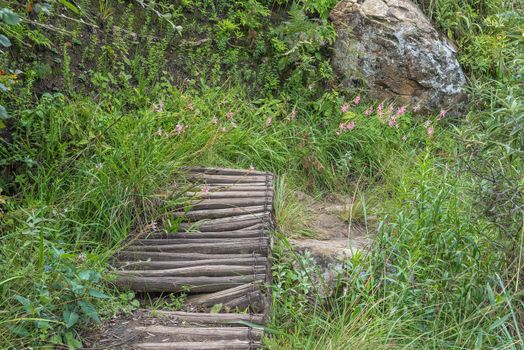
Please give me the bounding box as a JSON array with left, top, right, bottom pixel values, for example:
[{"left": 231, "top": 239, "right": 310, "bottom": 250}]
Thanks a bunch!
[{"left": 330, "top": 0, "right": 468, "bottom": 114}]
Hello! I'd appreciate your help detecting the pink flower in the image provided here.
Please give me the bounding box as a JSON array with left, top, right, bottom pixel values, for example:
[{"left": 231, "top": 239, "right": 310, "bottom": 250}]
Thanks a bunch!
[
  {"left": 341, "top": 103, "right": 349, "bottom": 113},
  {"left": 365, "top": 106, "right": 374, "bottom": 116},
  {"left": 339, "top": 122, "right": 347, "bottom": 130},
  {"left": 388, "top": 116, "right": 398, "bottom": 128},
  {"left": 226, "top": 111, "right": 234, "bottom": 120},
  {"left": 396, "top": 106, "right": 406, "bottom": 117},
  {"left": 202, "top": 185, "right": 210, "bottom": 194},
  {"left": 354, "top": 96, "right": 361, "bottom": 106},
  {"left": 266, "top": 117, "right": 272, "bottom": 127},
  {"left": 427, "top": 126, "right": 434, "bottom": 136},
  {"left": 175, "top": 124, "right": 185, "bottom": 135},
  {"left": 377, "top": 103, "right": 384, "bottom": 115},
  {"left": 438, "top": 110, "right": 447, "bottom": 120},
  {"left": 211, "top": 117, "right": 218, "bottom": 124},
  {"left": 346, "top": 121, "right": 355, "bottom": 130}
]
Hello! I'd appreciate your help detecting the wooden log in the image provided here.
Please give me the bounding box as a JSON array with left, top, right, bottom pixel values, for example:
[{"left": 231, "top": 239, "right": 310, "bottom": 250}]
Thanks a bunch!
[
  {"left": 188, "top": 198, "right": 271, "bottom": 210},
  {"left": 134, "top": 326, "right": 263, "bottom": 341},
  {"left": 115, "top": 265, "right": 266, "bottom": 277},
  {"left": 203, "top": 185, "right": 270, "bottom": 192},
  {"left": 146, "top": 311, "right": 265, "bottom": 325},
  {"left": 136, "top": 340, "right": 261, "bottom": 350},
  {"left": 186, "top": 283, "right": 260, "bottom": 306},
  {"left": 113, "top": 257, "right": 268, "bottom": 270},
  {"left": 179, "top": 214, "right": 270, "bottom": 232},
  {"left": 125, "top": 240, "right": 269, "bottom": 254},
  {"left": 182, "top": 166, "right": 270, "bottom": 176},
  {"left": 224, "top": 291, "right": 264, "bottom": 311},
  {"left": 115, "top": 251, "right": 263, "bottom": 261},
  {"left": 174, "top": 206, "right": 268, "bottom": 220},
  {"left": 138, "top": 229, "right": 267, "bottom": 239},
  {"left": 186, "top": 191, "right": 273, "bottom": 199},
  {"left": 187, "top": 174, "right": 270, "bottom": 184},
  {"left": 114, "top": 275, "right": 266, "bottom": 293},
  {"left": 131, "top": 237, "right": 268, "bottom": 245}
]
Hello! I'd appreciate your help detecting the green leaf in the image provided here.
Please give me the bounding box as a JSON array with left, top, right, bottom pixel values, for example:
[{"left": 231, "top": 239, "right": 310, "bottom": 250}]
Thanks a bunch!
[
  {"left": 88, "top": 289, "right": 110, "bottom": 299},
  {"left": 7, "top": 324, "right": 29, "bottom": 337},
  {"left": 14, "top": 295, "right": 32, "bottom": 312},
  {"left": 78, "top": 270, "right": 92, "bottom": 281},
  {"left": 210, "top": 303, "right": 223, "bottom": 313},
  {"left": 489, "top": 314, "right": 510, "bottom": 331},
  {"left": 1, "top": 9, "right": 20, "bottom": 25},
  {"left": 49, "top": 334, "right": 63, "bottom": 345},
  {"left": 64, "top": 331, "right": 82, "bottom": 349},
  {"left": 58, "top": 0, "right": 81, "bottom": 15},
  {"left": 79, "top": 300, "right": 100, "bottom": 323},
  {"left": 63, "top": 309, "right": 79, "bottom": 328},
  {"left": 0, "top": 34, "right": 11, "bottom": 48}
]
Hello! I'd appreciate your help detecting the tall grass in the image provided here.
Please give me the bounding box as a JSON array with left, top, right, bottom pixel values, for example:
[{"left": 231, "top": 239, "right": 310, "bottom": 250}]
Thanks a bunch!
[{"left": 268, "top": 152, "right": 522, "bottom": 349}]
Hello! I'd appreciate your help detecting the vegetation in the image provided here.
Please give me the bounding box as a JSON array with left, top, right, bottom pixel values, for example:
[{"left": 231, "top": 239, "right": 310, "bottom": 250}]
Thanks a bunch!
[{"left": 0, "top": 0, "right": 522, "bottom": 349}]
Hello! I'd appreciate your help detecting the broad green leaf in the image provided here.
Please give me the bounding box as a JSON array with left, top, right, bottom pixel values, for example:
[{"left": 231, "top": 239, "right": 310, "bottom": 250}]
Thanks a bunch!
[
  {"left": 49, "top": 334, "right": 63, "bottom": 345},
  {"left": 79, "top": 300, "right": 100, "bottom": 323},
  {"left": 7, "top": 324, "right": 29, "bottom": 337},
  {"left": 78, "top": 270, "right": 93, "bottom": 281},
  {"left": 71, "top": 281, "right": 85, "bottom": 295},
  {"left": 1, "top": 9, "right": 20, "bottom": 25},
  {"left": 14, "top": 295, "right": 31, "bottom": 312},
  {"left": 64, "top": 331, "right": 82, "bottom": 349},
  {"left": 63, "top": 309, "right": 79, "bottom": 328},
  {"left": 0, "top": 34, "right": 11, "bottom": 48},
  {"left": 88, "top": 289, "right": 110, "bottom": 299}
]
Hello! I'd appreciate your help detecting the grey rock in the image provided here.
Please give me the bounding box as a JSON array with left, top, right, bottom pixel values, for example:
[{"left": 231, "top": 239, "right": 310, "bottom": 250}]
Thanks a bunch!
[{"left": 330, "top": 0, "right": 467, "bottom": 114}]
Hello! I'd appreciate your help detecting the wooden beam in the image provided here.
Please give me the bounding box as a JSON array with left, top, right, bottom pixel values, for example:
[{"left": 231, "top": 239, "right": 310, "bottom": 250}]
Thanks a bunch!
[
  {"left": 115, "top": 251, "right": 263, "bottom": 261},
  {"left": 114, "top": 265, "right": 266, "bottom": 277},
  {"left": 136, "top": 340, "right": 261, "bottom": 350},
  {"left": 187, "top": 174, "right": 270, "bottom": 184},
  {"left": 113, "top": 257, "right": 268, "bottom": 270},
  {"left": 138, "top": 228, "right": 267, "bottom": 239},
  {"left": 130, "top": 237, "right": 268, "bottom": 245},
  {"left": 125, "top": 240, "right": 269, "bottom": 254},
  {"left": 133, "top": 326, "right": 263, "bottom": 341},
  {"left": 182, "top": 166, "right": 270, "bottom": 176},
  {"left": 113, "top": 275, "right": 266, "bottom": 293},
  {"left": 187, "top": 198, "right": 271, "bottom": 210},
  {"left": 146, "top": 311, "right": 265, "bottom": 324},
  {"left": 186, "top": 283, "right": 260, "bottom": 306},
  {"left": 174, "top": 206, "right": 269, "bottom": 220}
]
